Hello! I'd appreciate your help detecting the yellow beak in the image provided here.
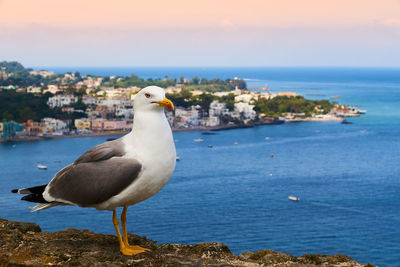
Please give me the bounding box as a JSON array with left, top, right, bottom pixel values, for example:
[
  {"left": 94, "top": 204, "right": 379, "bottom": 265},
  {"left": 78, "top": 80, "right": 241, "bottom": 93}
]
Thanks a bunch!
[{"left": 152, "top": 97, "right": 174, "bottom": 111}]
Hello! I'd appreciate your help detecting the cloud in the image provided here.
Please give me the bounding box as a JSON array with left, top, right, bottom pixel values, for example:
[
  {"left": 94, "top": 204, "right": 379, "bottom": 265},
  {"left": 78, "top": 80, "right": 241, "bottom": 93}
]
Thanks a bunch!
[{"left": 379, "top": 18, "right": 400, "bottom": 27}]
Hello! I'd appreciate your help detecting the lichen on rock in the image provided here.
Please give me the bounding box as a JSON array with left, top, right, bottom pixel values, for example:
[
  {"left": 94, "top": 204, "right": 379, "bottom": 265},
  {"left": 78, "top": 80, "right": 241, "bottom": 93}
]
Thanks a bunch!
[{"left": 0, "top": 218, "right": 369, "bottom": 266}]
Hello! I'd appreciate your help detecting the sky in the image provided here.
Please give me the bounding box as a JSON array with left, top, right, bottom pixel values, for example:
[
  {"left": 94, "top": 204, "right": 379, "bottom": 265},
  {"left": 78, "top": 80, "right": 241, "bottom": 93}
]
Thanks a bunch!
[{"left": 1, "top": 0, "right": 400, "bottom": 67}]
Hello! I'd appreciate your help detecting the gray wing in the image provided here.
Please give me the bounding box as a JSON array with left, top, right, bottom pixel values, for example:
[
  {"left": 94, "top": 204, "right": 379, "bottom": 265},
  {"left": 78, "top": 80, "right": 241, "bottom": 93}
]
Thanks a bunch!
[
  {"left": 46, "top": 139, "right": 142, "bottom": 206},
  {"left": 74, "top": 139, "right": 125, "bottom": 164}
]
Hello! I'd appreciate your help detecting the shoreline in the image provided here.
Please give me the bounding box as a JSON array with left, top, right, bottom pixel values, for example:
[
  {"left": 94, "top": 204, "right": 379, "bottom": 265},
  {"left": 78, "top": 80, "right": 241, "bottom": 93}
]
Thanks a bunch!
[{"left": 0, "top": 119, "right": 345, "bottom": 143}]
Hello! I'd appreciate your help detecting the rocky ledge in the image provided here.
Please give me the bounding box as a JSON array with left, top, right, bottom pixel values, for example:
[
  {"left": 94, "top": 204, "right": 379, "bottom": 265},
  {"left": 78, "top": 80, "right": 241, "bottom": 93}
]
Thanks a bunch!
[{"left": 0, "top": 218, "right": 372, "bottom": 267}]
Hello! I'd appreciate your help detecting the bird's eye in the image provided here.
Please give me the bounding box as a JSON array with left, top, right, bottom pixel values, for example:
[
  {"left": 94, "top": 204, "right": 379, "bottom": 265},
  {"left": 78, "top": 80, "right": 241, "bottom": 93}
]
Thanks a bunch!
[{"left": 145, "top": 93, "right": 151, "bottom": 98}]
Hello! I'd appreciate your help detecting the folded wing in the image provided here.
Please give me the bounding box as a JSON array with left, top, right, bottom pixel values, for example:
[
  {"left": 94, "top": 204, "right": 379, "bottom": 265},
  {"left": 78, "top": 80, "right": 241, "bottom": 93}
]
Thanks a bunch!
[{"left": 45, "top": 139, "right": 142, "bottom": 206}]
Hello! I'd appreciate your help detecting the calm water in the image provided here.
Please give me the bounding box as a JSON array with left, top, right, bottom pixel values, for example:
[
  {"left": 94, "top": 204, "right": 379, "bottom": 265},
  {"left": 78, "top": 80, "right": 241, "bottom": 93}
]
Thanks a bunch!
[{"left": 2, "top": 67, "right": 400, "bottom": 266}]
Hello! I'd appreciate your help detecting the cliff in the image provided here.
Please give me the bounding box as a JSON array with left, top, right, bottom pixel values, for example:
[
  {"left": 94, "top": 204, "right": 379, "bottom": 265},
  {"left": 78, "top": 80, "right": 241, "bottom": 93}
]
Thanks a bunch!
[{"left": 0, "top": 218, "right": 370, "bottom": 267}]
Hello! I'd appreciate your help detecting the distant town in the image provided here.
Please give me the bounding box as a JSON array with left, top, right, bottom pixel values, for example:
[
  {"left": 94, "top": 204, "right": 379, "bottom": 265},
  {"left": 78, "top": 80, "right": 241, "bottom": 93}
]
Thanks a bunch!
[{"left": 0, "top": 61, "right": 365, "bottom": 142}]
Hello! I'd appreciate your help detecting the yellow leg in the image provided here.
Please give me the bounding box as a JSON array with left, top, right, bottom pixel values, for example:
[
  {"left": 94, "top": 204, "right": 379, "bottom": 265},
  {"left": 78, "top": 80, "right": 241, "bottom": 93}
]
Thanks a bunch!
[
  {"left": 121, "top": 206, "right": 150, "bottom": 254},
  {"left": 112, "top": 209, "right": 126, "bottom": 252},
  {"left": 112, "top": 209, "right": 147, "bottom": 255}
]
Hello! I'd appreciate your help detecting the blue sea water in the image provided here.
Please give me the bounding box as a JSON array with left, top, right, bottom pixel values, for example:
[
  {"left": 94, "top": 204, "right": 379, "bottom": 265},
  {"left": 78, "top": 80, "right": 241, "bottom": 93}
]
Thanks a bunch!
[{"left": 2, "top": 67, "right": 400, "bottom": 266}]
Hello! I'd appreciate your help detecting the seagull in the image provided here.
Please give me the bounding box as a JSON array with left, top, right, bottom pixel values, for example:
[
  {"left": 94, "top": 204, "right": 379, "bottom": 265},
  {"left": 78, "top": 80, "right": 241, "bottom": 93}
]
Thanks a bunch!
[{"left": 12, "top": 86, "right": 176, "bottom": 256}]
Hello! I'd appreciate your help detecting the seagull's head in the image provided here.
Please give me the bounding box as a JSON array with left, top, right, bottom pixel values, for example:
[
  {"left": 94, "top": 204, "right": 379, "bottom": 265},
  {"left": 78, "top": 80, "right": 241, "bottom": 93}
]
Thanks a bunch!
[{"left": 134, "top": 86, "right": 174, "bottom": 112}]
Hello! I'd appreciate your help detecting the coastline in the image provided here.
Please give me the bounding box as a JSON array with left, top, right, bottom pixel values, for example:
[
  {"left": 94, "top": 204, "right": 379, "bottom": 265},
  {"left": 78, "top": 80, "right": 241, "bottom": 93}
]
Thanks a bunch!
[{"left": 0, "top": 118, "right": 345, "bottom": 143}]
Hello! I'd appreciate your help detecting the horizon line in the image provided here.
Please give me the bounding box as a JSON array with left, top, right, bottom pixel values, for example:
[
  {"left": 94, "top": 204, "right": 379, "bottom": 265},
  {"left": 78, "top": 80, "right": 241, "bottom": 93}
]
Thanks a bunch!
[{"left": 28, "top": 65, "right": 400, "bottom": 69}]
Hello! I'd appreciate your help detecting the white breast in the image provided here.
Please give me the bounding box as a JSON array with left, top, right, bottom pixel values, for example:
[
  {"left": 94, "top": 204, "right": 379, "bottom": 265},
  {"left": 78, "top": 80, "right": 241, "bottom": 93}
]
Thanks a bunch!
[{"left": 95, "top": 111, "right": 176, "bottom": 210}]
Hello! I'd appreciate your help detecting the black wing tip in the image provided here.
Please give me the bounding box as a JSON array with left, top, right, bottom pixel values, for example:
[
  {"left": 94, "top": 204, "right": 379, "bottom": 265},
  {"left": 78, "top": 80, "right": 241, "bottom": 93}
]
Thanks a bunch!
[
  {"left": 11, "top": 189, "right": 18, "bottom": 193},
  {"left": 21, "top": 194, "right": 49, "bottom": 203}
]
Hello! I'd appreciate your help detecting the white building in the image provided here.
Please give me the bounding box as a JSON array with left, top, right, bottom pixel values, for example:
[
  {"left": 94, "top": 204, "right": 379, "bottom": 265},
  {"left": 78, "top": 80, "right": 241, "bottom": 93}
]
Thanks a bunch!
[
  {"left": 29, "top": 70, "right": 54, "bottom": 77},
  {"left": 165, "top": 87, "right": 182, "bottom": 94},
  {"left": 81, "top": 76, "right": 103, "bottom": 88},
  {"left": 27, "top": 86, "right": 41, "bottom": 94},
  {"left": 41, "top": 118, "right": 67, "bottom": 132},
  {"left": 234, "top": 102, "right": 256, "bottom": 119},
  {"left": 258, "top": 92, "right": 277, "bottom": 100},
  {"left": 82, "top": 96, "right": 102, "bottom": 106},
  {"left": 99, "top": 99, "right": 125, "bottom": 107},
  {"left": 47, "top": 95, "right": 78, "bottom": 108},
  {"left": 234, "top": 94, "right": 254, "bottom": 103},
  {"left": 43, "top": 84, "right": 60, "bottom": 95},
  {"left": 204, "top": 116, "right": 220, "bottom": 127},
  {"left": 174, "top": 106, "right": 200, "bottom": 128},
  {"left": 116, "top": 105, "right": 134, "bottom": 119},
  {"left": 209, "top": 101, "right": 229, "bottom": 116},
  {"left": 213, "top": 91, "right": 232, "bottom": 97}
]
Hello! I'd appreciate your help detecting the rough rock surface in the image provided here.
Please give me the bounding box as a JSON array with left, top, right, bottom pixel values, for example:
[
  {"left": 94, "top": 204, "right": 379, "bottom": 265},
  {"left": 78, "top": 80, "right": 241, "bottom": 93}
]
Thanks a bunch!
[{"left": 0, "top": 218, "right": 370, "bottom": 267}]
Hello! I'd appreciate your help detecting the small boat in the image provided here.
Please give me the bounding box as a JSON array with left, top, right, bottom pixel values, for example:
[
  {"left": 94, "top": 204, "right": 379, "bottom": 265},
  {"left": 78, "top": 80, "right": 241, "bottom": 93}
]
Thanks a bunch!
[
  {"left": 288, "top": 196, "right": 300, "bottom": 202},
  {"left": 265, "top": 137, "right": 270, "bottom": 140},
  {"left": 234, "top": 142, "right": 239, "bottom": 145},
  {"left": 193, "top": 138, "right": 204, "bottom": 142},
  {"left": 202, "top": 131, "right": 217, "bottom": 135},
  {"left": 330, "top": 95, "right": 341, "bottom": 99},
  {"left": 208, "top": 145, "right": 213, "bottom": 148},
  {"left": 176, "top": 156, "right": 180, "bottom": 161},
  {"left": 341, "top": 120, "right": 353, "bottom": 124},
  {"left": 37, "top": 164, "right": 47, "bottom": 170}
]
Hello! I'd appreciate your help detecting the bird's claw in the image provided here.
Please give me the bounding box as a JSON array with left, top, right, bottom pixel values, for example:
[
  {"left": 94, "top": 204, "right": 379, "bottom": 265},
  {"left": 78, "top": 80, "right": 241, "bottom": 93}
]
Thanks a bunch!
[{"left": 121, "top": 245, "right": 150, "bottom": 256}]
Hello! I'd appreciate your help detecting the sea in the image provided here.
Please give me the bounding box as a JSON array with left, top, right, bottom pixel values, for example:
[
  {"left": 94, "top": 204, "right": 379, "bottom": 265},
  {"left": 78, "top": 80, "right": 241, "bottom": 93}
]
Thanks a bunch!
[{"left": 1, "top": 67, "right": 400, "bottom": 266}]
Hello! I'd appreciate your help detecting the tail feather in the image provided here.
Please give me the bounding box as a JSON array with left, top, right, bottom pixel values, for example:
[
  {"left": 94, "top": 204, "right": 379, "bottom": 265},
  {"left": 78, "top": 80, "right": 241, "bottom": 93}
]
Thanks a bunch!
[
  {"left": 11, "top": 184, "right": 47, "bottom": 195},
  {"left": 29, "top": 203, "right": 61, "bottom": 212},
  {"left": 12, "top": 184, "right": 49, "bottom": 204},
  {"left": 13, "top": 184, "right": 65, "bottom": 211}
]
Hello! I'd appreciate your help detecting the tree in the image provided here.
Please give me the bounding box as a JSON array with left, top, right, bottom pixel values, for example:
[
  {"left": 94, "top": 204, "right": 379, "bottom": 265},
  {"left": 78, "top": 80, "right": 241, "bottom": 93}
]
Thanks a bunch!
[
  {"left": 66, "top": 83, "right": 76, "bottom": 95},
  {"left": 191, "top": 76, "right": 200, "bottom": 85},
  {"left": 200, "top": 78, "right": 208, "bottom": 84},
  {"left": 166, "top": 89, "right": 193, "bottom": 108},
  {"left": 1, "top": 111, "right": 14, "bottom": 121},
  {"left": 18, "top": 106, "right": 36, "bottom": 121},
  {"left": 232, "top": 78, "right": 247, "bottom": 89},
  {"left": 253, "top": 95, "right": 334, "bottom": 117},
  {"left": 219, "top": 93, "right": 235, "bottom": 111},
  {"left": 197, "top": 93, "right": 214, "bottom": 114}
]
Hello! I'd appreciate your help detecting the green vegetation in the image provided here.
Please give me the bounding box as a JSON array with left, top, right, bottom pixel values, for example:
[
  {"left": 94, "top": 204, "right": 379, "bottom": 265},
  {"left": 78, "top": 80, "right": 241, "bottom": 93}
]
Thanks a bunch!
[
  {"left": 103, "top": 74, "right": 177, "bottom": 88},
  {"left": 105, "top": 74, "right": 246, "bottom": 93},
  {"left": 254, "top": 95, "right": 334, "bottom": 117},
  {"left": 0, "top": 61, "right": 61, "bottom": 87},
  {"left": 0, "top": 60, "right": 339, "bottom": 124},
  {"left": 0, "top": 90, "right": 86, "bottom": 123},
  {"left": 218, "top": 93, "right": 235, "bottom": 111},
  {"left": 183, "top": 77, "right": 245, "bottom": 92},
  {"left": 166, "top": 89, "right": 215, "bottom": 113},
  {"left": 1, "top": 61, "right": 247, "bottom": 94},
  {"left": 0, "top": 61, "right": 27, "bottom": 73},
  {"left": 166, "top": 89, "right": 236, "bottom": 113}
]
